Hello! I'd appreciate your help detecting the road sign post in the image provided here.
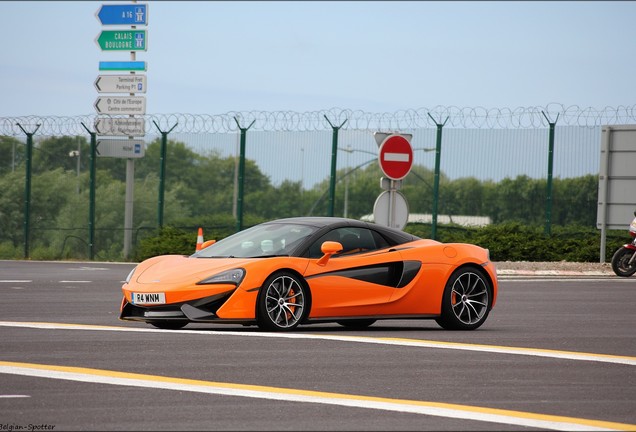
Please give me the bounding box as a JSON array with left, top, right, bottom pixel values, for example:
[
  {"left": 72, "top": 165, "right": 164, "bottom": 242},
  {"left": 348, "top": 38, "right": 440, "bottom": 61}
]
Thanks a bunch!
[
  {"left": 378, "top": 134, "right": 414, "bottom": 181},
  {"left": 95, "top": 3, "right": 149, "bottom": 259},
  {"left": 99, "top": 61, "right": 146, "bottom": 71},
  {"left": 374, "top": 133, "right": 413, "bottom": 229},
  {"left": 94, "top": 75, "right": 146, "bottom": 93},
  {"left": 373, "top": 189, "right": 409, "bottom": 230},
  {"left": 96, "top": 4, "right": 148, "bottom": 26},
  {"left": 96, "top": 139, "right": 145, "bottom": 158},
  {"left": 96, "top": 30, "right": 147, "bottom": 51},
  {"left": 94, "top": 96, "right": 146, "bottom": 116},
  {"left": 95, "top": 117, "right": 145, "bottom": 136}
]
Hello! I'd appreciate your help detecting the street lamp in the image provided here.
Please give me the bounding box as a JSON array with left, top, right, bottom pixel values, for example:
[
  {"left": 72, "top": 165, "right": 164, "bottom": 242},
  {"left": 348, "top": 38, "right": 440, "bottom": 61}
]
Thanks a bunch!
[
  {"left": 339, "top": 146, "right": 353, "bottom": 218},
  {"left": 338, "top": 146, "right": 377, "bottom": 217},
  {"left": 337, "top": 146, "right": 435, "bottom": 217}
]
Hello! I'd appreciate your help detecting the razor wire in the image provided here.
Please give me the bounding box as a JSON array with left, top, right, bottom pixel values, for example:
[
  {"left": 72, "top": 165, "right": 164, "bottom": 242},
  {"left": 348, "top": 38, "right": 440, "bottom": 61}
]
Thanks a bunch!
[{"left": 2, "top": 104, "right": 636, "bottom": 136}]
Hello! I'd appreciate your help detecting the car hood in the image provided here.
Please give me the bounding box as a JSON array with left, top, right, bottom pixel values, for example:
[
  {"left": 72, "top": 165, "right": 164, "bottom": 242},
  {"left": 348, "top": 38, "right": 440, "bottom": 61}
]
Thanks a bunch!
[{"left": 134, "top": 255, "right": 253, "bottom": 285}]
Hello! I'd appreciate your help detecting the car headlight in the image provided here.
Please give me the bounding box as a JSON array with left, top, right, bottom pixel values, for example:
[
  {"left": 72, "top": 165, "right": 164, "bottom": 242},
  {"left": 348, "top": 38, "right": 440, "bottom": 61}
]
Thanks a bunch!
[
  {"left": 197, "top": 268, "right": 245, "bottom": 286},
  {"left": 125, "top": 266, "right": 137, "bottom": 284}
]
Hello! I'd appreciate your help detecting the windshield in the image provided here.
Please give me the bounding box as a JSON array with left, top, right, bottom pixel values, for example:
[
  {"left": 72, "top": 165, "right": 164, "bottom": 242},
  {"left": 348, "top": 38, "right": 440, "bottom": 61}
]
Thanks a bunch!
[{"left": 194, "top": 223, "right": 317, "bottom": 258}]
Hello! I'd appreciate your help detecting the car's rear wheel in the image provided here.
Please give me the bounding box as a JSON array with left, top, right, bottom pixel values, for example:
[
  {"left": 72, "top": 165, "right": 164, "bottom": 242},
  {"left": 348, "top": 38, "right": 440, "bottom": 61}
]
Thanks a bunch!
[
  {"left": 435, "top": 267, "right": 492, "bottom": 330},
  {"left": 257, "top": 272, "right": 309, "bottom": 331},
  {"left": 337, "top": 319, "right": 376, "bottom": 329},
  {"left": 148, "top": 320, "right": 188, "bottom": 330}
]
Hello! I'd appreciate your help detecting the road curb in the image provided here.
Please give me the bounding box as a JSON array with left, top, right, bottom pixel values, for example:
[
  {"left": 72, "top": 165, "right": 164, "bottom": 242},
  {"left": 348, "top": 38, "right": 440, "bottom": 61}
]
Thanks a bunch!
[{"left": 497, "top": 269, "right": 614, "bottom": 277}]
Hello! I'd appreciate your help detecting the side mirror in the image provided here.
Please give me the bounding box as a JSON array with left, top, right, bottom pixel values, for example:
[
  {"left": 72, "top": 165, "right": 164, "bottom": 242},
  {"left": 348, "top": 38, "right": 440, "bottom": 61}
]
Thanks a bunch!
[
  {"left": 201, "top": 239, "right": 216, "bottom": 249},
  {"left": 316, "top": 241, "right": 343, "bottom": 266}
]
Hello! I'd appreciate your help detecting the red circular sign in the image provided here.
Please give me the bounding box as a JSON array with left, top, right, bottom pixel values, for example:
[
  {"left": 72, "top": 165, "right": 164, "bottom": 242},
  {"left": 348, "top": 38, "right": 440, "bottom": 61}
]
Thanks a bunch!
[{"left": 378, "top": 134, "right": 413, "bottom": 180}]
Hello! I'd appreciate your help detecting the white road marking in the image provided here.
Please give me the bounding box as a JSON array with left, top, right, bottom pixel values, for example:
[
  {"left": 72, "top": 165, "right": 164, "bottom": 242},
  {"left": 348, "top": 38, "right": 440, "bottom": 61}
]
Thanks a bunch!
[
  {"left": 500, "top": 277, "right": 627, "bottom": 283},
  {"left": 0, "top": 280, "right": 32, "bottom": 283},
  {"left": 0, "top": 361, "right": 632, "bottom": 432},
  {"left": 0, "top": 321, "right": 634, "bottom": 366},
  {"left": 68, "top": 267, "right": 109, "bottom": 271}
]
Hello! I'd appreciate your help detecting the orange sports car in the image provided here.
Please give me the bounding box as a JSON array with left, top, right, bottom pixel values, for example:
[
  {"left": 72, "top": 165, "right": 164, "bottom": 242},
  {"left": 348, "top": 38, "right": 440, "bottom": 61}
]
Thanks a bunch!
[{"left": 120, "top": 217, "right": 498, "bottom": 331}]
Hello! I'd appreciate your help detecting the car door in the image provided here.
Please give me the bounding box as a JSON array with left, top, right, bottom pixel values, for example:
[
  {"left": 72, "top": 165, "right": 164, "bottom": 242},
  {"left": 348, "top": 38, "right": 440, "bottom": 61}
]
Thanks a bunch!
[{"left": 302, "top": 227, "right": 412, "bottom": 318}]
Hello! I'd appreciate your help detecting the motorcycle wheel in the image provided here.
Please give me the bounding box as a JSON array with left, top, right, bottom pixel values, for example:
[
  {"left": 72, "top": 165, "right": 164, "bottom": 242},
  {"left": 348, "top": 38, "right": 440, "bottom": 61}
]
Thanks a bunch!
[{"left": 611, "top": 247, "right": 636, "bottom": 277}]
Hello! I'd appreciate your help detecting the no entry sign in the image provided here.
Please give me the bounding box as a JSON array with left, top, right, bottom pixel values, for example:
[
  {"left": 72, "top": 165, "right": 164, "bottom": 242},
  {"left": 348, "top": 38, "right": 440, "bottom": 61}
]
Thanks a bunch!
[{"left": 378, "top": 134, "right": 413, "bottom": 180}]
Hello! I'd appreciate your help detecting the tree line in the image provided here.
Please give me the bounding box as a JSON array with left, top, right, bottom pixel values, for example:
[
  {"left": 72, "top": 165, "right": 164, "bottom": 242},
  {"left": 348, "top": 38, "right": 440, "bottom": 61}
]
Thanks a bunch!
[{"left": 0, "top": 135, "right": 599, "bottom": 260}]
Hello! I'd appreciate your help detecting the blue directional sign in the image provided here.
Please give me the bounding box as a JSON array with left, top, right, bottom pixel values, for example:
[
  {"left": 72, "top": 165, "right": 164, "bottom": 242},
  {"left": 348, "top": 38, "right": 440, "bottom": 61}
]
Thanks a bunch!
[
  {"left": 96, "top": 4, "right": 148, "bottom": 26},
  {"left": 99, "top": 61, "right": 147, "bottom": 72}
]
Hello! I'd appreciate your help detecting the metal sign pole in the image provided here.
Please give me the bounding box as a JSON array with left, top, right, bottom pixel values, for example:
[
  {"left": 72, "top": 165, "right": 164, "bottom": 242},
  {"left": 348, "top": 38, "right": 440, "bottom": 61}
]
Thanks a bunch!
[
  {"left": 324, "top": 116, "right": 347, "bottom": 217},
  {"left": 542, "top": 111, "right": 559, "bottom": 236},
  {"left": 427, "top": 114, "right": 449, "bottom": 240},
  {"left": 233, "top": 117, "right": 255, "bottom": 232},
  {"left": 153, "top": 121, "right": 178, "bottom": 228},
  {"left": 16, "top": 122, "right": 40, "bottom": 259},
  {"left": 81, "top": 122, "right": 97, "bottom": 260}
]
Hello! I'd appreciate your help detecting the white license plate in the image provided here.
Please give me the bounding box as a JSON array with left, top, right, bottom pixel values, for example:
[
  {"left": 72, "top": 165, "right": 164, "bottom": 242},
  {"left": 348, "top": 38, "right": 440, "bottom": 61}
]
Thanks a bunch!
[{"left": 132, "top": 292, "right": 166, "bottom": 305}]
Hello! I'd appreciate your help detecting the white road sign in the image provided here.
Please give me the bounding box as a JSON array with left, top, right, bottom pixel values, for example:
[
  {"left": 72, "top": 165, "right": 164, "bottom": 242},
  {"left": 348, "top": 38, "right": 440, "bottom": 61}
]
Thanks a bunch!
[
  {"left": 97, "top": 139, "right": 145, "bottom": 158},
  {"left": 94, "top": 96, "right": 146, "bottom": 115},
  {"left": 373, "top": 190, "right": 409, "bottom": 230},
  {"left": 95, "top": 117, "right": 145, "bottom": 136},
  {"left": 94, "top": 75, "right": 147, "bottom": 93}
]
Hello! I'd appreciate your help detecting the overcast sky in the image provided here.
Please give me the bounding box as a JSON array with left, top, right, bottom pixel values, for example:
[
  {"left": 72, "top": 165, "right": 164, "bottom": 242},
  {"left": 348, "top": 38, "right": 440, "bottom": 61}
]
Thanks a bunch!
[{"left": 1, "top": 1, "right": 634, "bottom": 117}]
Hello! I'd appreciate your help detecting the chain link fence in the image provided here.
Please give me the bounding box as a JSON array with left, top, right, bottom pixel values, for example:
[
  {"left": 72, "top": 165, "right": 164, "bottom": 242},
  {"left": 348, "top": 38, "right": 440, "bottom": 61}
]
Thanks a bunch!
[{"left": 1, "top": 104, "right": 633, "bottom": 260}]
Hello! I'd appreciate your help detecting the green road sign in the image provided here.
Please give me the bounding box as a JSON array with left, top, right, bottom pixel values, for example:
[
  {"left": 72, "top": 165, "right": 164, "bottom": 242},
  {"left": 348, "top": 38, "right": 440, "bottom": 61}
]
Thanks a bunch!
[{"left": 96, "top": 30, "right": 147, "bottom": 51}]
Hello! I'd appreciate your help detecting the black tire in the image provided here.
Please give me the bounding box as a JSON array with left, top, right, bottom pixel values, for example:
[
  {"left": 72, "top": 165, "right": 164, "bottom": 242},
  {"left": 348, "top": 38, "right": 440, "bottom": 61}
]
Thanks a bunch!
[
  {"left": 611, "top": 247, "right": 636, "bottom": 277},
  {"left": 435, "top": 267, "right": 492, "bottom": 331},
  {"left": 148, "top": 320, "right": 189, "bottom": 330},
  {"left": 257, "top": 272, "right": 309, "bottom": 331},
  {"left": 337, "top": 319, "right": 376, "bottom": 329}
]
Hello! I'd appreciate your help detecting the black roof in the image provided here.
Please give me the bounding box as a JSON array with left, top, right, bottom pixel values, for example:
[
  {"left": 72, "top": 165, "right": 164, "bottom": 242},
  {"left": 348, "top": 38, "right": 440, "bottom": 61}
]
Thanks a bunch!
[{"left": 265, "top": 217, "right": 420, "bottom": 244}]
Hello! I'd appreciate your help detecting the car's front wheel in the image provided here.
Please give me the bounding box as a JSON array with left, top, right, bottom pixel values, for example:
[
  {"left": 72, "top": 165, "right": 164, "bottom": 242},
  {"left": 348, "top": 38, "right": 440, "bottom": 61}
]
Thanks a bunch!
[
  {"left": 435, "top": 267, "right": 492, "bottom": 330},
  {"left": 257, "top": 272, "right": 309, "bottom": 331}
]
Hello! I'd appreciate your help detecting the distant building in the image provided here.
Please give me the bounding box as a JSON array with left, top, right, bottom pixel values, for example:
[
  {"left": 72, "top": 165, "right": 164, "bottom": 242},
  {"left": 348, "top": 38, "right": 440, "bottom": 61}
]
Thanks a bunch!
[{"left": 361, "top": 213, "right": 491, "bottom": 227}]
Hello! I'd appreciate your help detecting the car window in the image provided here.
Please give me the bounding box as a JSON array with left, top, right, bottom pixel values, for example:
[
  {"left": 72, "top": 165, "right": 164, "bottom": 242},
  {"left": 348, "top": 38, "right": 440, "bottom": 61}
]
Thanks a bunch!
[
  {"left": 307, "top": 227, "right": 390, "bottom": 258},
  {"left": 196, "top": 223, "right": 317, "bottom": 258}
]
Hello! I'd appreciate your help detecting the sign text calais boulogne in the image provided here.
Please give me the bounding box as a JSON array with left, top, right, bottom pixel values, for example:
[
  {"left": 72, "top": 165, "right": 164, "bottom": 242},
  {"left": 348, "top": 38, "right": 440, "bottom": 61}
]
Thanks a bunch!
[{"left": 94, "top": 3, "right": 148, "bottom": 157}]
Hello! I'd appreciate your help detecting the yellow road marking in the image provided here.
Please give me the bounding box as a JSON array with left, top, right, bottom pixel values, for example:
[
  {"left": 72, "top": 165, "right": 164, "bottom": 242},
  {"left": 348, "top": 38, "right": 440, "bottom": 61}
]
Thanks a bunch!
[{"left": 0, "top": 360, "right": 634, "bottom": 431}]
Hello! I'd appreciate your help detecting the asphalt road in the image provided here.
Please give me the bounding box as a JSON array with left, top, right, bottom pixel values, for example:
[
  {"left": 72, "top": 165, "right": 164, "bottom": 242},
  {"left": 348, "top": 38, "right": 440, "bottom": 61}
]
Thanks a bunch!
[{"left": 0, "top": 260, "right": 634, "bottom": 431}]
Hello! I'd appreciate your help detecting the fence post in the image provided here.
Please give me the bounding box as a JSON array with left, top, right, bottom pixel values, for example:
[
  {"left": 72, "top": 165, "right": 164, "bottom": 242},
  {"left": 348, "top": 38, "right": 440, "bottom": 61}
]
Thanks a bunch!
[
  {"left": 81, "top": 123, "right": 97, "bottom": 260},
  {"left": 233, "top": 117, "right": 255, "bottom": 231},
  {"left": 153, "top": 121, "right": 178, "bottom": 228},
  {"left": 324, "top": 116, "right": 347, "bottom": 217},
  {"left": 542, "top": 111, "right": 559, "bottom": 236},
  {"left": 16, "top": 122, "right": 40, "bottom": 259},
  {"left": 427, "top": 114, "right": 448, "bottom": 240}
]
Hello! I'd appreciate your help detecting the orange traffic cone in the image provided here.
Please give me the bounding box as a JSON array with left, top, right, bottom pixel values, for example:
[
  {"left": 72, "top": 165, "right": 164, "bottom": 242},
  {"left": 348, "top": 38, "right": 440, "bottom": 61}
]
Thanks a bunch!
[{"left": 195, "top": 227, "right": 204, "bottom": 251}]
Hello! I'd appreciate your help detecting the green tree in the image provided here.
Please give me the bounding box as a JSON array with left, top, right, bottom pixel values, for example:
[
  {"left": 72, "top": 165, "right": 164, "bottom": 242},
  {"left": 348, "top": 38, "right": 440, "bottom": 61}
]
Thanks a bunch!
[
  {"left": 490, "top": 175, "right": 545, "bottom": 224},
  {"left": 442, "top": 177, "right": 486, "bottom": 216},
  {"left": 551, "top": 175, "right": 598, "bottom": 227},
  {"left": 0, "top": 170, "right": 24, "bottom": 246},
  {"left": 32, "top": 136, "right": 89, "bottom": 174},
  {"left": 252, "top": 179, "right": 305, "bottom": 219},
  {"left": 0, "top": 136, "right": 24, "bottom": 175},
  {"left": 402, "top": 165, "right": 436, "bottom": 215}
]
